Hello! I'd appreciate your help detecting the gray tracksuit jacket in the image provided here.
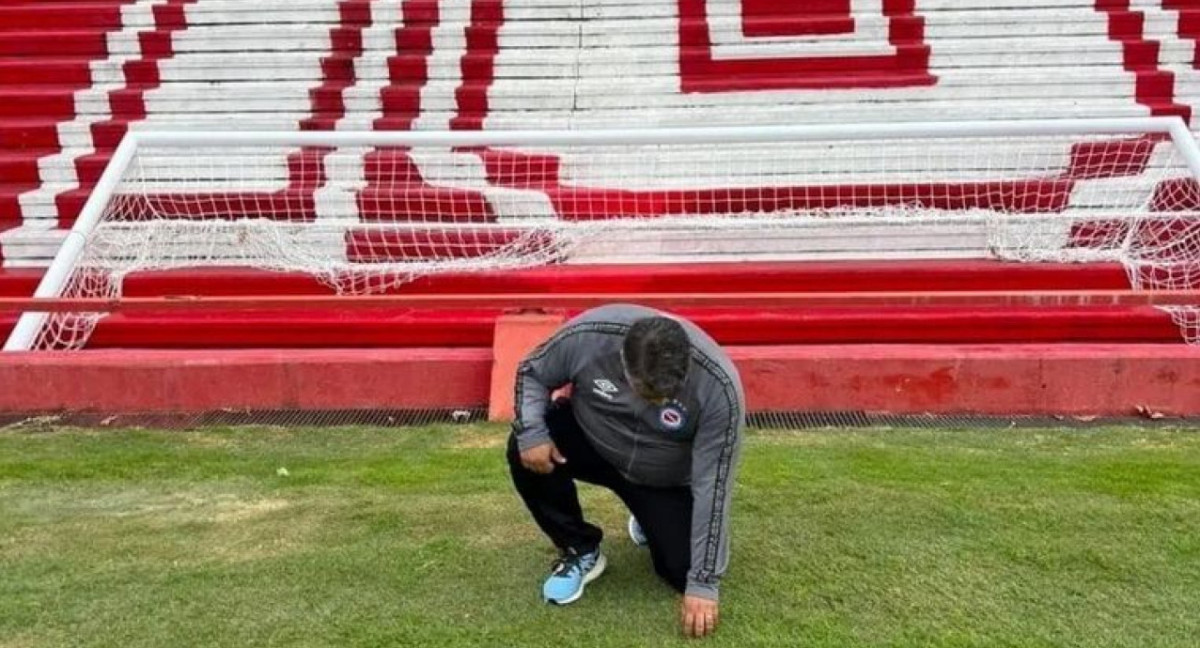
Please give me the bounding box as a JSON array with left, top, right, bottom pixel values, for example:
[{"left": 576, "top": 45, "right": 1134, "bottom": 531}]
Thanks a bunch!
[{"left": 513, "top": 304, "right": 745, "bottom": 601}]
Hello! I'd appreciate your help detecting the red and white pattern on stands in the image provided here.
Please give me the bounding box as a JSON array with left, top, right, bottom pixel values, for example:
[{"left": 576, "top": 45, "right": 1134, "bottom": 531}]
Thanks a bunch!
[
  {"left": 3, "top": 0, "right": 1200, "bottom": 267},
  {"left": 0, "top": 0, "right": 148, "bottom": 264},
  {"left": 676, "top": 0, "right": 934, "bottom": 92}
]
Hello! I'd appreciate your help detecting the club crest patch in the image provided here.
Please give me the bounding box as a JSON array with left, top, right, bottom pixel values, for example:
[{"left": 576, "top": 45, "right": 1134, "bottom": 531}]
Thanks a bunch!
[{"left": 658, "top": 400, "right": 689, "bottom": 433}]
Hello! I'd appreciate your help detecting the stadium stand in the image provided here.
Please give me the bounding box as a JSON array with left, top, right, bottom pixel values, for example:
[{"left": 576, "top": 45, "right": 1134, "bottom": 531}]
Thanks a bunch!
[{"left": 2, "top": 0, "right": 1199, "bottom": 362}]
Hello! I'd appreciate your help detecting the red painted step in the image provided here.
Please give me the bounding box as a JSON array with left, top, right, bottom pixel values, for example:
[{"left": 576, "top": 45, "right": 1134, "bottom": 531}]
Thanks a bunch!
[
  {"left": 0, "top": 268, "right": 40, "bottom": 340},
  {"left": 0, "top": 222, "right": 18, "bottom": 266},
  {"left": 48, "top": 190, "right": 91, "bottom": 227},
  {"left": 117, "top": 261, "right": 1137, "bottom": 297},
  {"left": 0, "top": 88, "right": 80, "bottom": 119},
  {"left": 677, "top": 69, "right": 936, "bottom": 92},
  {"left": 0, "top": 31, "right": 109, "bottom": 57},
  {"left": 0, "top": 118, "right": 70, "bottom": 150},
  {"left": 89, "top": 119, "right": 142, "bottom": 152},
  {"left": 74, "top": 151, "right": 113, "bottom": 186},
  {"left": 0, "top": 58, "right": 96, "bottom": 85},
  {"left": 0, "top": 185, "right": 31, "bottom": 222},
  {"left": 695, "top": 306, "right": 1181, "bottom": 345},
  {"left": 89, "top": 309, "right": 503, "bottom": 348},
  {"left": 0, "top": 4, "right": 126, "bottom": 31},
  {"left": 0, "top": 268, "right": 41, "bottom": 296},
  {"left": 0, "top": 150, "right": 54, "bottom": 184},
  {"left": 742, "top": 0, "right": 854, "bottom": 37},
  {"left": 86, "top": 306, "right": 1181, "bottom": 349}
]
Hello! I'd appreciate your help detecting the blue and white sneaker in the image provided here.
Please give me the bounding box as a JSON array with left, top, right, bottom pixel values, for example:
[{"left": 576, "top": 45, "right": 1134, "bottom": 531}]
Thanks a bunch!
[
  {"left": 542, "top": 547, "right": 606, "bottom": 605},
  {"left": 627, "top": 515, "right": 649, "bottom": 548}
]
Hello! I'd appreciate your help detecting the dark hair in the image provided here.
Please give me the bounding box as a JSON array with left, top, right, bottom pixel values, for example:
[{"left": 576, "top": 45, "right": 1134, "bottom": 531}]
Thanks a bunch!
[{"left": 623, "top": 317, "right": 690, "bottom": 400}]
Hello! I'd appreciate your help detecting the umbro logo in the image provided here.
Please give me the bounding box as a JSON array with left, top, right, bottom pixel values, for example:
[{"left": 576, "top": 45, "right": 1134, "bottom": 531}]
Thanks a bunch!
[{"left": 592, "top": 378, "right": 620, "bottom": 400}]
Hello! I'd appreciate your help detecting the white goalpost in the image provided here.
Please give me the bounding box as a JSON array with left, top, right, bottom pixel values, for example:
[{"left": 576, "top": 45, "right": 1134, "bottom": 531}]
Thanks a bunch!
[{"left": 6, "top": 117, "right": 1200, "bottom": 351}]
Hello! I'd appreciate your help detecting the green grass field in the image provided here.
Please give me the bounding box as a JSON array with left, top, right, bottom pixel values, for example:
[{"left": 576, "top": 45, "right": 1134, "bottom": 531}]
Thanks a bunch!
[{"left": 2, "top": 423, "right": 1199, "bottom": 647}]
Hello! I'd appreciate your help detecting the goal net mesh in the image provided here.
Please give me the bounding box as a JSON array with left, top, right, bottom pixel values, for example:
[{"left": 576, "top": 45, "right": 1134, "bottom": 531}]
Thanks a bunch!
[{"left": 30, "top": 129, "right": 1200, "bottom": 349}]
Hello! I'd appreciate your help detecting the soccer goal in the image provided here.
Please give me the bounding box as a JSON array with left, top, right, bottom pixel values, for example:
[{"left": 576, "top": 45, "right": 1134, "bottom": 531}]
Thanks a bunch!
[{"left": 6, "top": 117, "right": 1200, "bottom": 351}]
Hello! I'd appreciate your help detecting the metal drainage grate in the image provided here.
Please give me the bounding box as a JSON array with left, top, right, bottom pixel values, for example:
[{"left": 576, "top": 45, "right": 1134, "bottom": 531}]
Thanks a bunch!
[
  {"left": 749, "top": 411, "right": 874, "bottom": 429},
  {"left": 0, "top": 408, "right": 489, "bottom": 431},
  {"left": 748, "top": 411, "right": 1200, "bottom": 430},
  {"left": 1, "top": 409, "right": 1195, "bottom": 432}
]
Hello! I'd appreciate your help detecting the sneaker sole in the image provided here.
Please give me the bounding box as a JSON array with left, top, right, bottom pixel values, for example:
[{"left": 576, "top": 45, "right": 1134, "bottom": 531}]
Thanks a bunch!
[
  {"left": 546, "top": 553, "right": 607, "bottom": 606},
  {"left": 627, "top": 516, "right": 648, "bottom": 548}
]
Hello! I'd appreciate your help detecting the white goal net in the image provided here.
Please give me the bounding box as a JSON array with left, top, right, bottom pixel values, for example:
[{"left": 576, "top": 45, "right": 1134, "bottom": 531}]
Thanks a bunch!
[{"left": 8, "top": 119, "right": 1200, "bottom": 350}]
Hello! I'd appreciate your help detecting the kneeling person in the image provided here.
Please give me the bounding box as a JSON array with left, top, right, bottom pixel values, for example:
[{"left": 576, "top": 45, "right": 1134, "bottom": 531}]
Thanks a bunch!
[{"left": 506, "top": 304, "right": 745, "bottom": 638}]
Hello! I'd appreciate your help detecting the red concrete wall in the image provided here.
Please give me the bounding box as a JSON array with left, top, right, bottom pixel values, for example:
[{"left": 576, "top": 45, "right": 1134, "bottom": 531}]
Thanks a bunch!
[{"left": 2, "top": 344, "right": 1196, "bottom": 416}]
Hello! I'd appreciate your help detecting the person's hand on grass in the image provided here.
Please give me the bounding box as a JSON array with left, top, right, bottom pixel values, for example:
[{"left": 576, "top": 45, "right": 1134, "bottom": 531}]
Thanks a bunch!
[{"left": 681, "top": 595, "right": 718, "bottom": 638}]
